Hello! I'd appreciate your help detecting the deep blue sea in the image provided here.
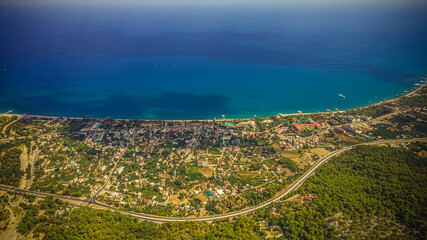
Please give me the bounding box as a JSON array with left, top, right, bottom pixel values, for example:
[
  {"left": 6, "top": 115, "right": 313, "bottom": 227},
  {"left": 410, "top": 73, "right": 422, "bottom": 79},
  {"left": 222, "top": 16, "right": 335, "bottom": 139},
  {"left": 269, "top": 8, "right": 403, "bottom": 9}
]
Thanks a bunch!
[{"left": 0, "top": 3, "right": 426, "bottom": 119}]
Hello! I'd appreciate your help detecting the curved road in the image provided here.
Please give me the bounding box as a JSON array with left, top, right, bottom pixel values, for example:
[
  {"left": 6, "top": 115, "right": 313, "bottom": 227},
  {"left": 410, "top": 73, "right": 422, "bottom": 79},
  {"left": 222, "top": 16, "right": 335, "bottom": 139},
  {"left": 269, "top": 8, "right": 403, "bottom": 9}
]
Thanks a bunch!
[{"left": 0, "top": 138, "right": 425, "bottom": 223}]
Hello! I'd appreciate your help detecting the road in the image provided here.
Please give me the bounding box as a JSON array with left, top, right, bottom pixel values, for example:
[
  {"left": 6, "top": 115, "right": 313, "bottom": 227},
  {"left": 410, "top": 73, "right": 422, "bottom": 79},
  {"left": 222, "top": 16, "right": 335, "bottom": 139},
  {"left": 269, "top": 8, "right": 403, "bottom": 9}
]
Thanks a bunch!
[
  {"left": 88, "top": 147, "right": 128, "bottom": 204},
  {"left": 27, "top": 145, "right": 39, "bottom": 190},
  {"left": 0, "top": 138, "right": 425, "bottom": 223},
  {"left": 1, "top": 114, "right": 27, "bottom": 135},
  {"left": 88, "top": 128, "right": 135, "bottom": 204}
]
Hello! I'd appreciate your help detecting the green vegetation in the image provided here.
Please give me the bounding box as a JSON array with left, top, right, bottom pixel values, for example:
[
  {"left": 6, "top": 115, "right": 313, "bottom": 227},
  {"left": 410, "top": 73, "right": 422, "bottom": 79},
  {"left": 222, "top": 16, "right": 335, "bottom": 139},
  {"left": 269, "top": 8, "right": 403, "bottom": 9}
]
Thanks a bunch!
[
  {"left": 0, "top": 116, "right": 15, "bottom": 139},
  {"left": 64, "top": 183, "right": 91, "bottom": 197},
  {"left": 371, "top": 111, "right": 427, "bottom": 139},
  {"left": 207, "top": 147, "right": 221, "bottom": 155},
  {"left": 6, "top": 143, "right": 425, "bottom": 239},
  {"left": 0, "top": 147, "right": 23, "bottom": 186},
  {"left": 278, "top": 144, "right": 427, "bottom": 239},
  {"left": 278, "top": 157, "right": 299, "bottom": 172},
  {"left": 347, "top": 105, "right": 393, "bottom": 118},
  {"left": 395, "top": 87, "right": 427, "bottom": 108},
  {"left": 17, "top": 202, "right": 40, "bottom": 234},
  {"left": 0, "top": 86, "right": 426, "bottom": 238},
  {"left": 205, "top": 200, "right": 220, "bottom": 214},
  {"left": 26, "top": 205, "right": 264, "bottom": 239},
  {"left": 371, "top": 123, "right": 401, "bottom": 139}
]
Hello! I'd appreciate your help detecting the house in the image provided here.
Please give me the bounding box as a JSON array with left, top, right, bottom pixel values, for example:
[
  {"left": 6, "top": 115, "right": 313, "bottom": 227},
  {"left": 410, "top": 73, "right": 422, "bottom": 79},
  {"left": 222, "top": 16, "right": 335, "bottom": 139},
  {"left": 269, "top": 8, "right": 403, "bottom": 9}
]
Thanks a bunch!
[
  {"left": 291, "top": 123, "right": 303, "bottom": 132},
  {"left": 406, "top": 114, "right": 417, "bottom": 120},
  {"left": 345, "top": 116, "right": 355, "bottom": 123},
  {"left": 275, "top": 127, "right": 288, "bottom": 134},
  {"left": 342, "top": 125, "right": 357, "bottom": 133},
  {"left": 221, "top": 135, "right": 240, "bottom": 145},
  {"left": 360, "top": 115, "right": 372, "bottom": 121},
  {"left": 236, "top": 121, "right": 255, "bottom": 128},
  {"left": 303, "top": 196, "right": 313, "bottom": 201},
  {"left": 308, "top": 119, "right": 321, "bottom": 129},
  {"left": 334, "top": 127, "right": 345, "bottom": 133}
]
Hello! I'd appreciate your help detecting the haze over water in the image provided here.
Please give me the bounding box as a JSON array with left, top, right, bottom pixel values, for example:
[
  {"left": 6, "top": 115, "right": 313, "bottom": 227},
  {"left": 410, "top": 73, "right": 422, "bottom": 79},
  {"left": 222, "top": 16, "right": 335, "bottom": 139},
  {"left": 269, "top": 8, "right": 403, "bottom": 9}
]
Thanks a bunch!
[{"left": 0, "top": 2, "right": 426, "bottom": 119}]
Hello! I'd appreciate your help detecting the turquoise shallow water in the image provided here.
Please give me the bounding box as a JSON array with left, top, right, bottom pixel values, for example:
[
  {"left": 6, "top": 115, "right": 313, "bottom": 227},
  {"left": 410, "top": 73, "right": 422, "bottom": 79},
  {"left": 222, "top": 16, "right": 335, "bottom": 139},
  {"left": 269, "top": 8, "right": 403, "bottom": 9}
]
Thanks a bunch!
[{"left": 0, "top": 3, "right": 426, "bottom": 119}]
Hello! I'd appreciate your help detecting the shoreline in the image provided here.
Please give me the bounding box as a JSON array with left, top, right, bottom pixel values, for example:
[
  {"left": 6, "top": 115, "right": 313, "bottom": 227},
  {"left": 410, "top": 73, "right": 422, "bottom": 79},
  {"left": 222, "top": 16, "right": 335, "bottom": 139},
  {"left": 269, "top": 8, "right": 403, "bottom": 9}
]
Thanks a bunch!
[{"left": 2, "top": 82, "right": 425, "bottom": 122}]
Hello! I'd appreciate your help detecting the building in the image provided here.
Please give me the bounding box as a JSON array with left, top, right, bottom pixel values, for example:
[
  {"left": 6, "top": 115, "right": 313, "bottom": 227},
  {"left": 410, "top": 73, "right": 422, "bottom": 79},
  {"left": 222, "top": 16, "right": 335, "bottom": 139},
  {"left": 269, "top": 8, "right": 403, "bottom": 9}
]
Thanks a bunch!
[
  {"left": 222, "top": 135, "right": 240, "bottom": 145},
  {"left": 308, "top": 119, "right": 321, "bottom": 129},
  {"left": 406, "top": 114, "right": 417, "bottom": 120},
  {"left": 275, "top": 127, "right": 288, "bottom": 134},
  {"left": 292, "top": 123, "right": 303, "bottom": 132},
  {"left": 360, "top": 115, "right": 372, "bottom": 121},
  {"left": 345, "top": 116, "right": 359, "bottom": 123},
  {"left": 216, "top": 189, "right": 224, "bottom": 195},
  {"left": 342, "top": 125, "right": 357, "bottom": 133},
  {"left": 334, "top": 127, "right": 345, "bottom": 133}
]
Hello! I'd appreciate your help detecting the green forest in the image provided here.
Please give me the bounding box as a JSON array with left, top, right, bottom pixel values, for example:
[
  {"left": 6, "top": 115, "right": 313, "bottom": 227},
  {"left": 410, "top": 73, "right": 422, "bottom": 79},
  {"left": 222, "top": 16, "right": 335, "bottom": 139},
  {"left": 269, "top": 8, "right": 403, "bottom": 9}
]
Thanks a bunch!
[
  {"left": 277, "top": 144, "right": 427, "bottom": 239},
  {"left": 0, "top": 146, "right": 23, "bottom": 187},
  {"left": 6, "top": 143, "right": 427, "bottom": 239}
]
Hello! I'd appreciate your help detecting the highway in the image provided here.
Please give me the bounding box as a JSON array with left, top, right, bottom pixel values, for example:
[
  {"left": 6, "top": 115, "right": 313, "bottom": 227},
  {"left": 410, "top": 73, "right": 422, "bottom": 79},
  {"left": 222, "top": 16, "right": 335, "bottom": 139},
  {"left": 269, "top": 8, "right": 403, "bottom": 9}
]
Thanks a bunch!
[{"left": 0, "top": 138, "right": 425, "bottom": 223}]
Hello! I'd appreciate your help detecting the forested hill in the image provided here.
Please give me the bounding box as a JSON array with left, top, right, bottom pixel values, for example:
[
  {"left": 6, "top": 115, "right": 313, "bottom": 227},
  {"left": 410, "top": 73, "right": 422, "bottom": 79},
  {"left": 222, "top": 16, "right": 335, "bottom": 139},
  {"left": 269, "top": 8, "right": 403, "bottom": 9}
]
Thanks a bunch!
[
  {"left": 3, "top": 143, "right": 426, "bottom": 239},
  {"left": 279, "top": 143, "right": 427, "bottom": 239}
]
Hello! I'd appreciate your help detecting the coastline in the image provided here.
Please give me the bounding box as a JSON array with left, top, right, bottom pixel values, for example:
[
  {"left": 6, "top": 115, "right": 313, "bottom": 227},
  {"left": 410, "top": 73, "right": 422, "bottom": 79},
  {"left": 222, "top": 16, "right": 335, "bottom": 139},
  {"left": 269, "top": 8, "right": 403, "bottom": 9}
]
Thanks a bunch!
[{"left": 2, "top": 81, "right": 425, "bottom": 122}]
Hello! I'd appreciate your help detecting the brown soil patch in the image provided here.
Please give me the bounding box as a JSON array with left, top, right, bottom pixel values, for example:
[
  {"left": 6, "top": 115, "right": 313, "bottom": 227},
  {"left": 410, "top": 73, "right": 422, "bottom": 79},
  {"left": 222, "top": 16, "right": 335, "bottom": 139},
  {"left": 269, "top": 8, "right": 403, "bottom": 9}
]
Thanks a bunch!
[
  {"left": 309, "top": 148, "right": 330, "bottom": 158},
  {"left": 166, "top": 195, "right": 190, "bottom": 206},
  {"left": 280, "top": 168, "right": 292, "bottom": 177},
  {"left": 280, "top": 150, "right": 300, "bottom": 159},
  {"left": 284, "top": 194, "right": 303, "bottom": 204},
  {"left": 266, "top": 231, "right": 283, "bottom": 238},
  {"left": 253, "top": 146, "right": 263, "bottom": 156},
  {"left": 198, "top": 167, "right": 214, "bottom": 178},
  {"left": 337, "top": 134, "right": 358, "bottom": 143},
  {"left": 19, "top": 145, "right": 30, "bottom": 189},
  {"left": 272, "top": 143, "right": 286, "bottom": 156},
  {"left": 281, "top": 150, "right": 306, "bottom": 168},
  {"left": 194, "top": 192, "right": 209, "bottom": 204},
  {"left": 416, "top": 150, "right": 427, "bottom": 158},
  {"left": 295, "top": 159, "right": 307, "bottom": 168},
  {"left": 238, "top": 171, "right": 259, "bottom": 179}
]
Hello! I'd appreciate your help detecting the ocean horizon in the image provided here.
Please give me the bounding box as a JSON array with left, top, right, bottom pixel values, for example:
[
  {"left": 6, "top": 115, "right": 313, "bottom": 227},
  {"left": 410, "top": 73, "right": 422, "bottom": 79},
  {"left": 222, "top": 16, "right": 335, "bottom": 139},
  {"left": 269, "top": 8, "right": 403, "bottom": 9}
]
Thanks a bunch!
[{"left": 1, "top": 3, "right": 426, "bottom": 120}]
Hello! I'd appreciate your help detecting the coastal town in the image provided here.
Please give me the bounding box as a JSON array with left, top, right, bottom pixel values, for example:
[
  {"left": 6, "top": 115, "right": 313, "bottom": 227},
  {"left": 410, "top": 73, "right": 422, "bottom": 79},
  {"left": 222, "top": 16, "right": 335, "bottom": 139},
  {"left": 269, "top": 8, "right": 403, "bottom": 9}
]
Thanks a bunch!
[
  {"left": 1, "top": 0, "right": 427, "bottom": 238},
  {"left": 0, "top": 85, "right": 426, "bottom": 221}
]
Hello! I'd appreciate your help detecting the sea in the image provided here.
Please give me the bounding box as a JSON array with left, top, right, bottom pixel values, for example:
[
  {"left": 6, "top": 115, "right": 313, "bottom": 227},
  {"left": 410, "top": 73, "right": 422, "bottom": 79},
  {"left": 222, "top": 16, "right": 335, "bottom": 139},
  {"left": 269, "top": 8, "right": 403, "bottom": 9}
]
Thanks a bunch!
[{"left": 0, "top": 2, "right": 426, "bottom": 120}]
